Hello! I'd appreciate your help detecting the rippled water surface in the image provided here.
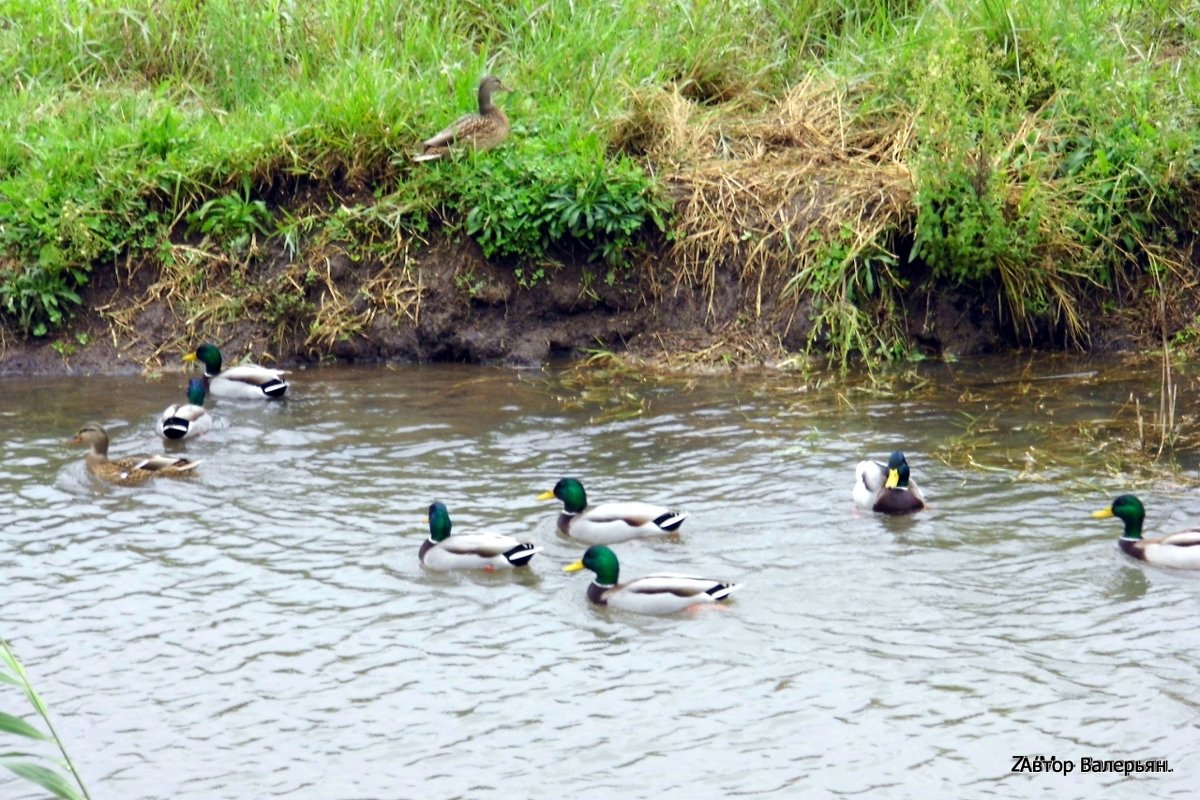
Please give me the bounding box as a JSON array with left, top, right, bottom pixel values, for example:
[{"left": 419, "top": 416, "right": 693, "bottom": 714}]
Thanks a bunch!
[{"left": 3, "top": 358, "right": 1198, "bottom": 799}]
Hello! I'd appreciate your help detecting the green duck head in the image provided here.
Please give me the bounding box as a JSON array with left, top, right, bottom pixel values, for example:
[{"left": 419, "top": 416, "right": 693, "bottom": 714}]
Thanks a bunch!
[
  {"left": 1092, "top": 494, "right": 1145, "bottom": 539},
  {"left": 186, "top": 377, "right": 207, "bottom": 407},
  {"left": 427, "top": 501, "right": 452, "bottom": 542},
  {"left": 884, "top": 451, "right": 911, "bottom": 489},
  {"left": 184, "top": 343, "right": 223, "bottom": 377},
  {"left": 538, "top": 477, "right": 588, "bottom": 513},
  {"left": 563, "top": 544, "right": 620, "bottom": 585}
]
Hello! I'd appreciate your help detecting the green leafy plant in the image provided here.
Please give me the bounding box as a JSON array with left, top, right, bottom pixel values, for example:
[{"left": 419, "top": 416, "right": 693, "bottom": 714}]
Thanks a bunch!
[
  {"left": 453, "top": 266, "right": 488, "bottom": 297},
  {"left": 0, "top": 189, "right": 107, "bottom": 336},
  {"left": 263, "top": 289, "right": 314, "bottom": 329},
  {"left": 0, "top": 266, "right": 85, "bottom": 337},
  {"left": 185, "top": 176, "right": 272, "bottom": 253},
  {"left": 512, "top": 264, "right": 548, "bottom": 289},
  {"left": 906, "top": 35, "right": 1042, "bottom": 288},
  {"left": 786, "top": 225, "right": 907, "bottom": 369},
  {"left": 449, "top": 143, "right": 670, "bottom": 285},
  {"left": 0, "top": 638, "right": 91, "bottom": 800}
]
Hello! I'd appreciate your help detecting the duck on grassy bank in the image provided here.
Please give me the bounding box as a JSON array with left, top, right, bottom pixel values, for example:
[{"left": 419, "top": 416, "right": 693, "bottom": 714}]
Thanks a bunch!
[{"left": 413, "top": 75, "right": 511, "bottom": 162}]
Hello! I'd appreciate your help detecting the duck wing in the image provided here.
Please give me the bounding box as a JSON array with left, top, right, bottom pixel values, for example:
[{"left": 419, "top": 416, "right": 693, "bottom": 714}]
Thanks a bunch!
[
  {"left": 422, "top": 113, "right": 478, "bottom": 148},
  {"left": 127, "top": 454, "right": 201, "bottom": 473},
  {"left": 583, "top": 501, "right": 688, "bottom": 530},
  {"left": 623, "top": 573, "right": 739, "bottom": 600}
]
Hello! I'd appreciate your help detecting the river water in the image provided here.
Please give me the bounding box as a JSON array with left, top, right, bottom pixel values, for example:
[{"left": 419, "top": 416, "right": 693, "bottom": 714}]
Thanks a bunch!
[{"left": 2, "top": 357, "right": 1197, "bottom": 799}]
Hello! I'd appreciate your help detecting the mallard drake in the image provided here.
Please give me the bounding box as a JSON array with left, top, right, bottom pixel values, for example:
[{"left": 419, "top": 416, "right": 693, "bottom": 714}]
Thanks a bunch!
[
  {"left": 183, "top": 343, "right": 288, "bottom": 400},
  {"left": 412, "top": 75, "right": 511, "bottom": 162},
  {"left": 853, "top": 451, "right": 926, "bottom": 514},
  {"left": 1092, "top": 494, "right": 1200, "bottom": 569},
  {"left": 537, "top": 477, "right": 687, "bottom": 544},
  {"left": 70, "top": 422, "right": 201, "bottom": 486},
  {"left": 563, "top": 545, "right": 740, "bottom": 615},
  {"left": 420, "top": 501, "right": 542, "bottom": 571},
  {"left": 159, "top": 377, "right": 213, "bottom": 440}
]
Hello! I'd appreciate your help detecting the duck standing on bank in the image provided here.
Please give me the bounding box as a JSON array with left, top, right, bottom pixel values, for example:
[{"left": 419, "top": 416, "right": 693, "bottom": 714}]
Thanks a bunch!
[{"left": 412, "top": 75, "right": 511, "bottom": 162}]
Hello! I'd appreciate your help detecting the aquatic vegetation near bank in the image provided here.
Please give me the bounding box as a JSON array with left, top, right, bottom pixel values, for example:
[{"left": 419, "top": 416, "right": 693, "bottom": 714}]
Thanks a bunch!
[
  {"left": 0, "top": 639, "right": 91, "bottom": 800},
  {"left": 560, "top": 348, "right": 1200, "bottom": 480}
]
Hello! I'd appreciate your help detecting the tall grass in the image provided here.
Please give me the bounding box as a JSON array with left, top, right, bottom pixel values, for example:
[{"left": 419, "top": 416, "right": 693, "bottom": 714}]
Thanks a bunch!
[
  {"left": 1, "top": 0, "right": 1198, "bottom": 365},
  {"left": 896, "top": 0, "right": 1200, "bottom": 345}
]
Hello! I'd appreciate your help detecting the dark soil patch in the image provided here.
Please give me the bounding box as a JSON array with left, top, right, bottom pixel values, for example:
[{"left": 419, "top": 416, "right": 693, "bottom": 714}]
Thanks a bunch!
[{"left": 1, "top": 227, "right": 1188, "bottom": 377}]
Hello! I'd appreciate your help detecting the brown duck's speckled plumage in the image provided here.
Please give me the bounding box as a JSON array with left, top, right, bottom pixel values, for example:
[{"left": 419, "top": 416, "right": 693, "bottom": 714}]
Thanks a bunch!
[
  {"left": 413, "top": 75, "right": 511, "bottom": 162},
  {"left": 70, "top": 422, "right": 202, "bottom": 486}
]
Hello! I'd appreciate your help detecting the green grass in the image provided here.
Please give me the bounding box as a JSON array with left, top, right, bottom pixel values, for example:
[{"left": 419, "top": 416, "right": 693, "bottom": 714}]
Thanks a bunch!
[{"left": 1, "top": 0, "right": 1198, "bottom": 366}]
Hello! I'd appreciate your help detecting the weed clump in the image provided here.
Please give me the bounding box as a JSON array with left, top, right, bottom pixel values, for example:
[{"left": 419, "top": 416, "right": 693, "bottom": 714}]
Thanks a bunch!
[{"left": 440, "top": 138, "right": 670, "bottom": 287}]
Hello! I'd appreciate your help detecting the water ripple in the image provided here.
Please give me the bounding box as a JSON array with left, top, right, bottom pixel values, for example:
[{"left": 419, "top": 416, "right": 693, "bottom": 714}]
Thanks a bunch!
[{"left": 2, "top": 363, "right": 1197, "bottom": 799}]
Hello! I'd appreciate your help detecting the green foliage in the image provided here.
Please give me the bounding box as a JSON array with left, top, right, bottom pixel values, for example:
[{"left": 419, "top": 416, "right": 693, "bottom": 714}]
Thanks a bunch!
[
  {"left": 911, "top": 155, "right": 1041, "bottom": 285},
  {"left": 453, "top": 266, "right": 489, "bottom": 297},
  {"left": 906, "top": 28, "right": 1044, "bottom": 285},
  {"left": 263, "top": 290, "right": 314, "bottom": 329},
  {"left": 898, "top": 1, "right": 1200, "bottom": 342},
  {"left": 787, "top": 225, "right": 909, "bottom": 368},
  {"left": 0, "top": 266, "right": 84, "bottom": 337},
  {"left": 0, "top": 187, "right": 114, "bottom": 335},
  {"left": 794, "top": 225, "right": 893, "bottom": 302},
  {"left": 1058, "top": 107, "right": 1194, "bottom": 270},
  {"left": 185, "top": 177, "right": 272, "bottom": 253},
  {"left": 0, "top": 639, "right": 91, "bottom": 800},
  {"left": 447, "top": 141, "right": 670, "bottom": 285}
]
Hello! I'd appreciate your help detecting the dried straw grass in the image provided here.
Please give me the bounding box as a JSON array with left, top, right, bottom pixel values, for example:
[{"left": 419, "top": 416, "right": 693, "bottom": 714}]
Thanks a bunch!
[
  {"left": 617, "top": 76, "right": 915, "bottom": 318},
  {"left": 99, "top": 233, "right": 425, "bottom": 368},
  {"left": 305, "top": 256, "right": 423, "bottom": 351}
]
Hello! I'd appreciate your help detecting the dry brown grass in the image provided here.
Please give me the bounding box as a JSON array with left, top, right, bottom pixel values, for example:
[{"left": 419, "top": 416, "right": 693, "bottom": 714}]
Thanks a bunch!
[
  {"left": 100, "top": 241, "right": 248, "bottom": 365},
  {"left": 621, "top": 325, "right": 795, "bottom": 372},
  {"left": 305, "top": 255, "right": 423, "bottom": 351},
  {"left": 98, "top": 225, "right": 425, "bottom": 368},
  {"left": 616, "top": 76, "right": 915, "bottom": 319}
]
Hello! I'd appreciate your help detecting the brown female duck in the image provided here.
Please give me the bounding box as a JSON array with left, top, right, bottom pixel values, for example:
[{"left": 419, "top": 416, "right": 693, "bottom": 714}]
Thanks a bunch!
[
  {"left": 413, "top": 75, "right": 511, "bottom": 162},
  {"left": 70, "top": 422, "right": 202, "bottom": 486}
]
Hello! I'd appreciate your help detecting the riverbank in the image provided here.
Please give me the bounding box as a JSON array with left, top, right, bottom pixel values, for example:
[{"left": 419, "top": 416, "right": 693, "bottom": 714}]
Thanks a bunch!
[
  {"left": 2, "top": 1, "right": 1199, "bottom": 374},
  {"left": 0, "top": 215, "right": 1182, "bottom": 377}
]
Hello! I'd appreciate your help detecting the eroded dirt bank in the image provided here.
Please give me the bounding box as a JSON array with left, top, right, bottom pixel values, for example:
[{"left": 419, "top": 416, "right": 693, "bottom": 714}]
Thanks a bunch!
[{"left": 0, "top": 221, "right": 1177, "bottom": 378}]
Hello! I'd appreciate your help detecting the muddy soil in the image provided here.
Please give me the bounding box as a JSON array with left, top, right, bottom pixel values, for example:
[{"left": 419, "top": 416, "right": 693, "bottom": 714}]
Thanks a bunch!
[{"left": 0, "top": 229, "right": 1164, "bottom": 377}]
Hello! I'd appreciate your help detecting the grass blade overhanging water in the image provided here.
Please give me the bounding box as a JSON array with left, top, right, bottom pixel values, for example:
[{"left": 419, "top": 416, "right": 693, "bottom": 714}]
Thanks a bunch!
[{"left": 0, "top": 638, "right": 91, "bottom": 800}]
